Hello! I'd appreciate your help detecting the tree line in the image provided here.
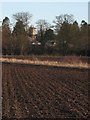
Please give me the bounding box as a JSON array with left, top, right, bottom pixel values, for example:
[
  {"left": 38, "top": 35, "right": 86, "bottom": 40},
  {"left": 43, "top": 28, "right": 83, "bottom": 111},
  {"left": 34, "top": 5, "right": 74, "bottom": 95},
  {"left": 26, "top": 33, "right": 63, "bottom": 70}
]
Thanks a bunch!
[{"left": 1, "top": 12, "right": 90, "bottom": 56}]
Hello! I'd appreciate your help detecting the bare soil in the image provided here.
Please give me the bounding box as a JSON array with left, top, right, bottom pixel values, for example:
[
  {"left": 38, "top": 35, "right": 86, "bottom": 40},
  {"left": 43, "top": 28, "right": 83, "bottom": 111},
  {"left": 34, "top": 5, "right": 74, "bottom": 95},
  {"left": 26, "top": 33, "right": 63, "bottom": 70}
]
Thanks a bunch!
[{"left": 2, "top": 62, "right": 89, "bottom": 119}]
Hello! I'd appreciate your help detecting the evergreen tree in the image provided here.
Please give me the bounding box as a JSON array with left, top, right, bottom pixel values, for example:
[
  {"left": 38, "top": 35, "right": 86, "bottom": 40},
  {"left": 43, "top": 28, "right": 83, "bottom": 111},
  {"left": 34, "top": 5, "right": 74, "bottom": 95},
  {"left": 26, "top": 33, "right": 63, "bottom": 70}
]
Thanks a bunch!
[
  {"left": 2, "top": 17, "right": 11, "bottom": 54},
  {"left": 13, "top": 20, "right": 29, "bottom": 55}
]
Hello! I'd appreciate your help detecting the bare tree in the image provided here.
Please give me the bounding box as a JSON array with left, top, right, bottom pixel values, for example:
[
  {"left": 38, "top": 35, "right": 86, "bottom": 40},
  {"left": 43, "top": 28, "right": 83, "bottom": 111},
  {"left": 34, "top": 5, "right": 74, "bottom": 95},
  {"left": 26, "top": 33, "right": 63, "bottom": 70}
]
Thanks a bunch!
[
  {"left": 13, "top": 12, "right": 32, "bottom": 31},
  {"left": 53, "top": 14, "right": 74, "bottom": 33},
  {"left": 36, "top": 19, "right": 51, "bottom": 31}
]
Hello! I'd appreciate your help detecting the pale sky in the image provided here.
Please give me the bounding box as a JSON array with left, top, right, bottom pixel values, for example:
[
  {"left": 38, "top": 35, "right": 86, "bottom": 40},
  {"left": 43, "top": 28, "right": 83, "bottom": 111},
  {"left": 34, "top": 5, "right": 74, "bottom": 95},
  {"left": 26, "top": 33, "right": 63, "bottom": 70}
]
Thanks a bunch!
[
  {"left": 0, "top": 0, "right": 89, "bottom": 2},
  {"left": 0, "top": 1, "right": 89, "bottom": 27}
]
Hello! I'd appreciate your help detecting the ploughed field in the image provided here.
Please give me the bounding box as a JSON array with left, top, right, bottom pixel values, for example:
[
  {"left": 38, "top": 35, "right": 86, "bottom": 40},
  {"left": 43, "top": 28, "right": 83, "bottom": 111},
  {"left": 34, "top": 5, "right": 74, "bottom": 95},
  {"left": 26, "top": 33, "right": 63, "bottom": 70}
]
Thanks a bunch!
[{"left": 2, "top": 63, "right": 89, "bottom": 119}]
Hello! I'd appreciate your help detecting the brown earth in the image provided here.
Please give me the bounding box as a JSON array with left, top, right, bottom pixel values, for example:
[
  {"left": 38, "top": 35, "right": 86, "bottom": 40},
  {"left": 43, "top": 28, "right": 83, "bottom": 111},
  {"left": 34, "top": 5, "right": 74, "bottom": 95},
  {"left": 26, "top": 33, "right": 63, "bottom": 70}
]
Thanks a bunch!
[{"left": 2, "top": 63, "right": 89, "bottom": 119}]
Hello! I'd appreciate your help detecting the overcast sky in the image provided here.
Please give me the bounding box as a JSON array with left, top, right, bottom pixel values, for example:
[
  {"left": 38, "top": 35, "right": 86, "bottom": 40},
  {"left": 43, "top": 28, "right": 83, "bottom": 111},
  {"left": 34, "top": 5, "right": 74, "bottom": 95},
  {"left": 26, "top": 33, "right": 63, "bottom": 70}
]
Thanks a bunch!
[{"left": 0, "top": 1, "right": 89, "bottom": 26}]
